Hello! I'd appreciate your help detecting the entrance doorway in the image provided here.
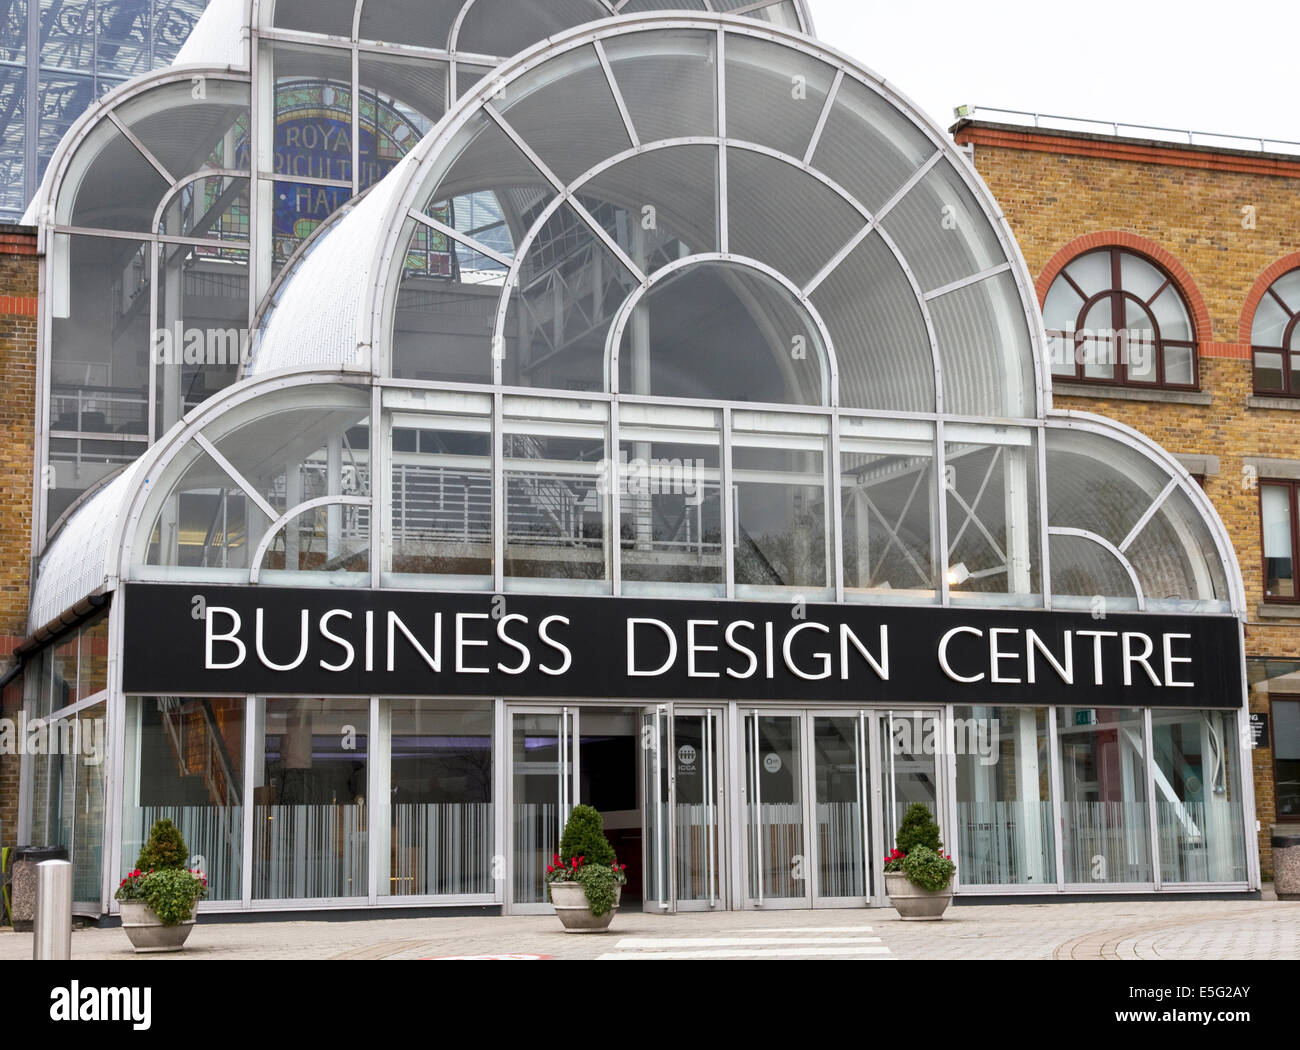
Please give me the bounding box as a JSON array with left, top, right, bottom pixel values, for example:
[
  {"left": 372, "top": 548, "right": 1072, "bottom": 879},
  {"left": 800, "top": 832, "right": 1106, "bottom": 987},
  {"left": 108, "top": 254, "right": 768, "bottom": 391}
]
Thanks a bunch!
[
  {"left": 505, "top": 703, "right": 941, "bottom": 914},
  {"left": 740, "top": 708, "right": 942, "bottom": 909},
  {"left": 642, "top": 705, "right": 726, "bottom": 912}
]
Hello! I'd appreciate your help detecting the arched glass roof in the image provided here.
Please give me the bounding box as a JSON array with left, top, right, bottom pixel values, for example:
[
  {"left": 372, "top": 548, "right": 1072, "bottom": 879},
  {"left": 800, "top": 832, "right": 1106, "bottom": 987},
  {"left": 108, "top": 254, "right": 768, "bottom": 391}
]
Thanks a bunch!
[
  {"left": 255, "top": 17, "right": 1043, "bottom": 420},
  {"left": 26, "top": 14, "right": 1245, "bottom": 629}
]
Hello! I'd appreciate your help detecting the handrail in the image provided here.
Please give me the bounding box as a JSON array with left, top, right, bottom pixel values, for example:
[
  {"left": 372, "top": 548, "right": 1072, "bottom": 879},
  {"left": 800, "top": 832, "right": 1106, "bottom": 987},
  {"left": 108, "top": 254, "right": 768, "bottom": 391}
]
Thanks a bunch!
[{"left": 957, "top": 105, "right": 1300, "bottom": 156}]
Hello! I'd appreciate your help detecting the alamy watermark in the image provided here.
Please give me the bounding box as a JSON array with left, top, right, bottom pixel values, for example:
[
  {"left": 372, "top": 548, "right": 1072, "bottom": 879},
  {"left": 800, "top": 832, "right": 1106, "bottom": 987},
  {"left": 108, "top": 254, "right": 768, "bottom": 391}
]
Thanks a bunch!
[
  {"left": 0, "top": 713, "right": 105, "bottom": 765},
  {"left": 152, "top": 323, "right": 262, "bottom": 367},
  {"left": 891, "top": 711, "right": 1000, "bottom": 767},
  {"left": 1046, "top": 328, "right": 1155, "bottom": 373},
  {"left": 597, "top": 452, "right": 709, "bottom": 506}
]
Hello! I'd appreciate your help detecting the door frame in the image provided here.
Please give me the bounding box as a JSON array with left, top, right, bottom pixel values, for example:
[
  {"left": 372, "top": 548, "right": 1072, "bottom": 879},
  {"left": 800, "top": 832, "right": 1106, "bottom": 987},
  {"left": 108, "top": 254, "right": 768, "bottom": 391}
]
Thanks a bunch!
[
  {"left": 642, "top": 702, "right": 729, "bottom": 913},
  {"left": 504, "top": 704, "right": 580, "bottom": 915}
]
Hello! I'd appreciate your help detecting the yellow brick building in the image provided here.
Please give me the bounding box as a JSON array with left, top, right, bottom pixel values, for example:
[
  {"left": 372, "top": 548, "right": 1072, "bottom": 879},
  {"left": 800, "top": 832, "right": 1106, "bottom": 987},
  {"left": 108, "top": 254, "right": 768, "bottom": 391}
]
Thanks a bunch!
[{"left": 955, "top": 116, "right": 1300, "bottom": 877}]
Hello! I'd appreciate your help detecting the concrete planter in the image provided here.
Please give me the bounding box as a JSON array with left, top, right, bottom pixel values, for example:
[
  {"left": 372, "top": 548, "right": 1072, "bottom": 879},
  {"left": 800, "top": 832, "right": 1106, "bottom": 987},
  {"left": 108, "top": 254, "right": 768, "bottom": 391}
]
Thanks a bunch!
[
  {"left": 885, "top": 871, "right": 953, "bottom": 921},
  {"left": 549, "top": 882, "right": 622, "bottom": 933},
  {"left": 1273, "top": 832, "right": 1300, "bottom": 901},
  {"left": 119, "top": 900, "right": 198, "bottom": 953}
]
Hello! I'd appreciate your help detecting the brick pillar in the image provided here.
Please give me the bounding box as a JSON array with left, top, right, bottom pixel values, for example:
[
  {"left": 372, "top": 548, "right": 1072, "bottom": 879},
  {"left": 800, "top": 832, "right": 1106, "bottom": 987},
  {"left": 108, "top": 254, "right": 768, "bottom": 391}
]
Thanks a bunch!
[{"left": 0, "top": 227, "right": 38, "bottom": 850}]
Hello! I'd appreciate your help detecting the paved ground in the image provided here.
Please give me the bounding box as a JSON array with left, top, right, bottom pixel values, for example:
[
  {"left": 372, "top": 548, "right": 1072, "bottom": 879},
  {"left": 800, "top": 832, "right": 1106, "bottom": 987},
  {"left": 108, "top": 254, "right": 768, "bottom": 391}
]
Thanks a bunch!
[{"left": 1, "top": 889, "right": 1296, "bottom": 960}]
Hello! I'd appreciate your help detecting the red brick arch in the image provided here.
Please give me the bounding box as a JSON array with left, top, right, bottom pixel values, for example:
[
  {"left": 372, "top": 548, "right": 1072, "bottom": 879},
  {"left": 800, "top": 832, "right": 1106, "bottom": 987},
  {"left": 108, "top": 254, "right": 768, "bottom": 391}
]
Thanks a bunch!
[
  {"left": 1239, "top": 252, "right": 1300, "bottom": 344},
  {"left": 1035, "top": 231, "right": 1213, "bottom": 344}
]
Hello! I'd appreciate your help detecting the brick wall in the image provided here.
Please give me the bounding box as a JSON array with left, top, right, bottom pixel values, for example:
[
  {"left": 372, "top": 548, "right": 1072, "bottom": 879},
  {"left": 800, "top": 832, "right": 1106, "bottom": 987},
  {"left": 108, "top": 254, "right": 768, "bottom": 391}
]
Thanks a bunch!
[
  {"left": 0, "top": 228, "right": 37, "bottom": 851},
  {"left": 956, "top": 123, "right": 1300, "bottom": 878}
]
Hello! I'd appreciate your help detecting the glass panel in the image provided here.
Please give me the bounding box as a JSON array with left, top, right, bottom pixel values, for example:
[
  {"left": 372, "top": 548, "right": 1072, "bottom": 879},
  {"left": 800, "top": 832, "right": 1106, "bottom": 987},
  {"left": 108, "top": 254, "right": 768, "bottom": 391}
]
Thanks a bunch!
[
  {"left": 1042, "top": 276, "right": 1083, "bottom": 333},
  {"left": 618, "top": 260, "right": 826, "bottom": 405},
  {"left": 1079, "top": 297, "right": 1116, "bottom": 380},
  {"left": 1056, "top": 707, "right": 1151, "bottom": 884},
  {"left": 813, "top": 716, "right": 869, "bottom": 899},
  {"left": 746, "top": 714, "right": 804, "bottom": 901},
  {"left": 1262, "top": 484, "right": 1294, "bottom": 599},
  {"left": 153, "top": 246, "right": 250, "bottom": 433},
  {"left": 810, "top": 229, "right": 935, "bottom": 413},
  {"left": 602, "top": 30, "right": 717, "bottom": 143},
  {"left": 1251, "top": 290, "right": 1289, "bottom": 348},
  {"left": 727, "top": 147, "right": 859, "bottom": 291},
  {"left": 642, "top": 707, "right": 670, "bottom": 910},
  {"left": 273, "top": 0, "right": 356, "bottom": 35},
  {"left": 1119, "top": 251, "right": 1167, "bottom": 303},
  {"left": 78, "top": 616, "right": 109, "bottom": 699},
  {"left": 954, "top": 706, "right": 1055, "bottom": 886},
  {"left": 1048, "top": 533, "right": 1138, "bottom": 610},
  {"left": 496, "top": 43, "right": 633, "bottom": 186},
  {"left": 51, "top": 634, "right": 77, "bottom": 713},
  {"left": 619, "top": 423, "right": 724, "bottom": 594},
  {"left": 358, "top": 53, "right": 445, "bottom": 188},
  {"left": 885, "top": 711, "right": 938, "bottom": 843},
  {"left": 841, "top": 436, "right": 936, "bottom": 600},
  {"left": 64, "top": 118, "right": 169, "bottom": 232},
  {"left": 1125, "top": 485, "right": 1231, "bottom": 608},
  {"left": 72, "top": 704, "right": 107, "bottom": 902},
  {"left": 945, "top": 434, "right": 1040, "bottom": 605},
  {"left": 809, "top": 75, "right": 934, "bottom": 216},
  {"left": 1122, "top": 300, "right": 1158, "bottom": 383},
  {"left": 260, "top": 502, "right": 370, "bottom": 585},
  {"left": 1045, "top": 428, "right": 1179, "bottom": 549},
  {"left": 119, "top": 80, "right": 250, "bottom": 180},
  {"left": 512, "top": 711, "right": 570, "bottom": 906},
  {"left": 389, "top": 413, "right": 492, "bottom": 586},
  {"left": 1148, "top": 285, "right": 1193, "bottom": 342},
  {"left": 733, "top": 437, "right": 829, "bottom": 596},
  {"left": 508, "top": 200, "right": 635, "bottom": 393},
  {"left": 1277, "top": 700, "right": 1300, "bottom": 820},
  {"left": 252, "top": 698, "right": 369, "bottom": 900},
  {"left": 48, "top": 234, "right": 152, "bottom": 529},
  {"left": 269, "top": 44, "right": 355, "bottom": 269},
  {"left": 455, "top": 0, "right": 610, "bottom": 58},
  {"left": 880, "top": 159, "right": 1007, "bottom": 295},
  {"left": 1255, "top": 350, "right": 1284, "bottom": 392},
  {"left": 724, "top": 35, "right": 836, "bottom": 159},
  {"left": 359, "top": 0, "right": 457, "bottom": 50},
  {"left": 1063, "top": 251, "right": 1112, "bottom": 298},
  {"left": 0, "top": 67, "right": 25, "bottom": 217},
  {"left": 582, "top": 143, "right": 718, "bottom": 259},
  {"left": 386, "top": 699, "right": 493, "bottom": 897},
  {"left": 504, "top": 409, "right": 608, "bottom": 589},
  {"left": 1164, "top": 345, "right": 1196, "bottom": 387},
  {"left": 121, "top": 697, "right": 244, "bottom": 902},
  {"left": 1152, "top": 709, "right": 1248, "bottom": 883},
  {"left": 674, "top": 712, "right": 722, "bottom": 906},
  {"left": 928, "top": 271, "right": 1035, "bottom": 417}
]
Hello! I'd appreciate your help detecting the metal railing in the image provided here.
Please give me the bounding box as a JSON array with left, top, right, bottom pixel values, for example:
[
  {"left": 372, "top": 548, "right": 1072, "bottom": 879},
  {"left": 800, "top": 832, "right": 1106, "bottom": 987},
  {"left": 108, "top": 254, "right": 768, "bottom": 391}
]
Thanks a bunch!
[{"left": 959, "top": 105, "right": 1300, "bottom": 156}]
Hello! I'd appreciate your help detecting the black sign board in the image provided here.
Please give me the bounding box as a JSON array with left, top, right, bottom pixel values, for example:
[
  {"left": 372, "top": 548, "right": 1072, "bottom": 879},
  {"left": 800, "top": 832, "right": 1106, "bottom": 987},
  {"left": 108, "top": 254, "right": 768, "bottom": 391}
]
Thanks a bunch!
[
  {"left": 1250, "top": 712, "right": 1271, "bottom": 749},
  {"left": 120, "top": 583, "right": 1244, "bottom": 708}
]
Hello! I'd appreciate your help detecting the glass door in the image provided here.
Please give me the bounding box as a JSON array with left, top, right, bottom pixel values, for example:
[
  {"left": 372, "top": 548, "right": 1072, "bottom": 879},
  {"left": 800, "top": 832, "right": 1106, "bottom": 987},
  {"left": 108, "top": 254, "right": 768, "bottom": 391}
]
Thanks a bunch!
[
  {"left": 643, "top": 705, "right": 725, "bottom": 912},
  {"left": 812, "top": 713, "right": 873, "bottom": 906},
  {"left": 508, "top": 707, "right": 578, "bottom": 912},
  {"left": 743, "top": 711, "right": 810, "bottom": 908},
  {"left": 883, "top": 709, "right": 942, "bottom": 855}
]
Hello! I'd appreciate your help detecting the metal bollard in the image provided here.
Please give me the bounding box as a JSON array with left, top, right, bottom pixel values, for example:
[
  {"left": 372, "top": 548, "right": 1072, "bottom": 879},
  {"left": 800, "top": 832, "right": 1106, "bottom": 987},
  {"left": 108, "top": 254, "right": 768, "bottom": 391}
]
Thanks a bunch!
[{"left": 33, "top": 859, "right": 72, "bottom": 961}]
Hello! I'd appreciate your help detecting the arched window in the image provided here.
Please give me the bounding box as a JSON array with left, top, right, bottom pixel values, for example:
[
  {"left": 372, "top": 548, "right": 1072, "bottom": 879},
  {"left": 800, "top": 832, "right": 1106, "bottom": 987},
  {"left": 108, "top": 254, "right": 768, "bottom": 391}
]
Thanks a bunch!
[
  {"left": 1251, "top": 267, "right": 1300, "bottom": 396},
  {"left": 1043, "top": 247, "right": 1197, "bottom": 390}
]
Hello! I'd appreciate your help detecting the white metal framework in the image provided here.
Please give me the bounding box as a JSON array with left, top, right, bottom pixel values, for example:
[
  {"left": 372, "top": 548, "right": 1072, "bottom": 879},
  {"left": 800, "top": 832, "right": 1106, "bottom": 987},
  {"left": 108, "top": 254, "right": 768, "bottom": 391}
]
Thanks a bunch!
[{"left": 18, "top": 5, "right": 1259, "bottom": 917}]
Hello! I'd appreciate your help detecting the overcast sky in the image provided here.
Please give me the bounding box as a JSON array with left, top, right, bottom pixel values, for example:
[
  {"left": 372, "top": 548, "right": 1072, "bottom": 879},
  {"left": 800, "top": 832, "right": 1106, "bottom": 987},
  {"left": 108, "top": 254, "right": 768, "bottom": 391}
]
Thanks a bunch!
[{"left": 807, "top": 0, "right": 1299, "bottom": 147}]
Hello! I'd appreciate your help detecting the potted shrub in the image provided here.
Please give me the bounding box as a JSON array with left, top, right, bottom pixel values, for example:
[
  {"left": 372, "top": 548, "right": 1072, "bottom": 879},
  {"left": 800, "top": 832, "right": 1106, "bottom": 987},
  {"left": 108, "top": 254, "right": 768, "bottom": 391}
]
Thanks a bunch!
[
  {"left": 884, "top": 803, "right": 956, "bottom": 921},
  {"left": 544, "top": 805, "right": 628, "bottom": 933},
  {"left": 115, "top": 818, "right": 208, "bottom": 952}
]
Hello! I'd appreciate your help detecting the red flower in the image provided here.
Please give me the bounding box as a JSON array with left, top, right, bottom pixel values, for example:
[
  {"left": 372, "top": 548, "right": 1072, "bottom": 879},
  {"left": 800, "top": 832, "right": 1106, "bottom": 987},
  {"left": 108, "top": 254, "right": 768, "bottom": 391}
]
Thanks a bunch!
[{"left": 546, "top": 865, "right": 554, "bottom": 873}]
